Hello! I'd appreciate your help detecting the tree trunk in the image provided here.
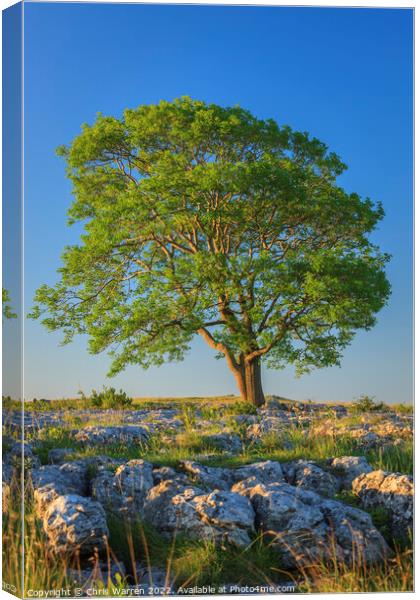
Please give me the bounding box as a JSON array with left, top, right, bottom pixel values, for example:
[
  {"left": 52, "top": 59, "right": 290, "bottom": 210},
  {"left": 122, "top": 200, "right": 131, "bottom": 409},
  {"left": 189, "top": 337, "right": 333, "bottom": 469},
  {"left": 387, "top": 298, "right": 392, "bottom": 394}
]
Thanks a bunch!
[{"left": 233, "top": 357, "right": 265, "bottom": 407}]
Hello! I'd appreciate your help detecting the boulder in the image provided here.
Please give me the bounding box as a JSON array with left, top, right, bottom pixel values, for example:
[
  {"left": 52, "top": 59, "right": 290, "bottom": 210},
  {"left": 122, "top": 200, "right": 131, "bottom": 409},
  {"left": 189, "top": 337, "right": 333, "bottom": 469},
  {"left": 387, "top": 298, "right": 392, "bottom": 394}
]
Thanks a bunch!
[
  {"left": 191, "top": 490, "right": 255, "bottom": 547},
  {"left": 233, "top": 460, "right": 284, "bottom": 486},
  {"left": 284, "top": 460, "right": 339, "bottom": 497},
  {"left": 329, "top": 456, "right": 373, "bottom": 489},
  {"left": 47, "top": 448, "right": 76, "bottom": 464},
  {"left": 42, "top": 494, "right": 109, "bottom": 556},
  {"left": 180, "top": 460, "right": 284, "bottom": 492},
  {"left": 202, "top": 433, "right": 242, "bottom": 454},
  {"left": 233, "top": 478, "right": 389, "bottom": 567},
  {"left": 180, "top": 461, "right": 233, "bottom": 491},
  {"left": 91, "top": 459, "right": 154, "bottom": 519},
  {"left": 352, "top": 470, "right": 413, "bottom": 537},
  {"left": 31, "top": 462, "right": 88, "bottom": 513},
  {"left": 143, "top": 480, "right": 255, "bottom": 548},
  {"left": 152, "top": 466, "right": 187, "bottom": 485},
  {"left": 143, "top": 479, "right": 207, "bottom": 536}
]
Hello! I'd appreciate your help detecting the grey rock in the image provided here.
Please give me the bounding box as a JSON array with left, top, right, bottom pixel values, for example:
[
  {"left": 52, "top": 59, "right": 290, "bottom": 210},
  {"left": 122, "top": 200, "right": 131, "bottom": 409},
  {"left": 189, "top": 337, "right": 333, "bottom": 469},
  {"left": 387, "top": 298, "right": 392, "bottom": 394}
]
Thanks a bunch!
[
  {"left": 31, "top": 462, "right": 88, "bottom": 512},
  {"left": 284, "top": 460, "right": 339, "bottom": 497},
  {"left": 143, "top": 479, "right": 206, "bottom": 536},
  {"left": 233, "top": 478, "right": 389, "bottom": 567},
  {"left": 329, "top": 456, "right": 373, "bottom": 489},
  {"left": 42, "top": 493, "right": 109, "bottom": 556},
  {"left": 180, "top": 461, "right": 234, "bottom": 491},
  {"left": 47, "top": 448, "right": 76, "bottom": 464},
  {"left": 135, "top": 565, "right": 171, "bottom": 594},
  {"left": 143, "top": 480, "right": 254, "bottom": 547},
  {"left": 67, "top": 559, "right": 126, "bottom": 589},
  {"left": 233, "top": 460, "right": 284, "bottom": 486},
  {"left": 74, "top": 425, "right": 150, "bottom": 446},
  {"left": 191, "top": 489, "right": 255, "bottom": 547},
  {"left": 352, "top": 470, "right": 413, "bottom": 537},
  {"left": 202, "top": 433, "right": 242, "bottom": 454},
  {"left": 91, "top": 459, "right": 154, "bottom": 519},
  {"left": 152, "top": 466, "right": 184, "bottom": 485}
]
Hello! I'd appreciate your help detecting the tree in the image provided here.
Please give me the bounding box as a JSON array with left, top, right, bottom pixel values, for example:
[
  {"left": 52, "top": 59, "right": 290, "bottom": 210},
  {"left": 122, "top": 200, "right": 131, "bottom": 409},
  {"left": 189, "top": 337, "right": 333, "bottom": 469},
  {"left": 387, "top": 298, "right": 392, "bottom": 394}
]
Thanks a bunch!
[{"left": 30, "top": 97, "right": 390, "bottom": 406}]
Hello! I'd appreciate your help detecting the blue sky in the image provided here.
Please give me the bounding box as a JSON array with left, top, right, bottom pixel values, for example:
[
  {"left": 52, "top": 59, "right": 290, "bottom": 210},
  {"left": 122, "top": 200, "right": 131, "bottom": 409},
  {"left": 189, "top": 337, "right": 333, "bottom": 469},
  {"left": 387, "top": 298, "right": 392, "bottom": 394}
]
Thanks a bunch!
[{"left": 20, "top": 2, "right": 413, "bottom": 403}]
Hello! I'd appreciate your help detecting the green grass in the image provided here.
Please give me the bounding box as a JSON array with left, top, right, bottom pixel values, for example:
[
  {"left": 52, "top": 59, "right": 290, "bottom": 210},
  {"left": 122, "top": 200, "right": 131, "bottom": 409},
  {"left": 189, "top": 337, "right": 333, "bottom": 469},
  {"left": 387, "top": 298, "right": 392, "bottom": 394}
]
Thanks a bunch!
[
  {"left": 106, "top": 517, "right": 294, "bottom": 589},
  {"left": 294, "top": 546, "right": 413, "bottom": 593},
  {"left": 27, "top": 412, "right": 413, "bottom": 475}
]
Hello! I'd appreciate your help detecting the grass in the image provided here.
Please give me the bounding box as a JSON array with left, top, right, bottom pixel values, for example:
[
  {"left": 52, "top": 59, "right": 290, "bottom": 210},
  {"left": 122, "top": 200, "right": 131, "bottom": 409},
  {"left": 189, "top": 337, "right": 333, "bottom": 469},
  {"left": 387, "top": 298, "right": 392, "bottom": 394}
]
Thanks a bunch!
[
  {"left": 107, "top": 517, "right": 289, "bottom": 589},
  {"left": 294, "top": 546, "right": 413, "bottom": 593}
]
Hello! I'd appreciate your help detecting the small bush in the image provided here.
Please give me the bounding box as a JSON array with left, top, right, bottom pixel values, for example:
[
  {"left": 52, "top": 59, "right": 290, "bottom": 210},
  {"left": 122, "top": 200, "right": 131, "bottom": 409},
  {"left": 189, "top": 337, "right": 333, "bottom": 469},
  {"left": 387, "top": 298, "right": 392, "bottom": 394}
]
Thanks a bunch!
[
  {"left": 87, "top": 386, "right": 133, "bottom": 409},
  {"left": 224, "top": 401, "right": 258, "bottom": 416},
  {"left": 393, "top": 403, "right": 413, "bottom": 415},
  {"left": 350, "top": 395, "right": 387, "bottom": 414},
  {"left": 180, "top": 404, "right": 197, "bottom": 430}
]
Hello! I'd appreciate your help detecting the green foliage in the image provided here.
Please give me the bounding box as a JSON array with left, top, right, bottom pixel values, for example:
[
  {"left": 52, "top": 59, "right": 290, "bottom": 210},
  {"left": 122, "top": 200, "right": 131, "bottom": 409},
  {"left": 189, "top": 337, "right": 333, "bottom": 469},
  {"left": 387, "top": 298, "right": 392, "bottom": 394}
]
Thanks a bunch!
[
  {"left": 350, "top": 395, "right": 387, "bottom": 414},
  {"left": 179, "top": 403, "right": 197, "bottom": 431},
  {"left": 2, "top": 287, "right": 16, "bottom": 320},
  {"left": 393, "top": 403, "right": 413, "bottom": 415},
  {"left": 85, "top": 386, "right": 133, "bottom": 409},
  {"left": 368, "top": 506, "right": 391, "bottom": 543},
  {"left": 224, "top": 401, "right": 258, "bottom": 416},
  {"left": 31, "top": 97, "right": 390, "bottom": 400}
]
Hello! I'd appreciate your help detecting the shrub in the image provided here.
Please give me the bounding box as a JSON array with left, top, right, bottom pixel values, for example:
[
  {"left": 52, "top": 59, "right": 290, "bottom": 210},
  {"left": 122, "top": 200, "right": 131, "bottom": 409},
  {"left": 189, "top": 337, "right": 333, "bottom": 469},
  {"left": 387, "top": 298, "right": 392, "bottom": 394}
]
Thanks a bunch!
[
  {"left": 393, "top": 403, "right": 413, "bottom": 415},
  {"left": 350, "top": 395, "right": 387, "bottom": 414},
  {"left": 88, "top": 386, "right": 133, "bottom": 409}
]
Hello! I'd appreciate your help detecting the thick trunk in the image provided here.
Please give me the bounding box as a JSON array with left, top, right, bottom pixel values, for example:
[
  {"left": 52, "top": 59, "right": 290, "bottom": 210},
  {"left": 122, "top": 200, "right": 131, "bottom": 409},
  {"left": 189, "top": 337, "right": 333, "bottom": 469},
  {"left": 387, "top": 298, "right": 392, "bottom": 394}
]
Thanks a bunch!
[{"left": 233, "top": 357, "right": 265, "bottom": 407}]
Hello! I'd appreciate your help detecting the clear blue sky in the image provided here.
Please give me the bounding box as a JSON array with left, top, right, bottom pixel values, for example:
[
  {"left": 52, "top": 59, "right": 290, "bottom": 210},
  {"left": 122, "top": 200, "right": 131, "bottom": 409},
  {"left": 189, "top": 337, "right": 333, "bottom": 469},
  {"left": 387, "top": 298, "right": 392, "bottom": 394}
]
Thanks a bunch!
[{"left": 20, "top": 2, "right": 413, "bottom": 403}]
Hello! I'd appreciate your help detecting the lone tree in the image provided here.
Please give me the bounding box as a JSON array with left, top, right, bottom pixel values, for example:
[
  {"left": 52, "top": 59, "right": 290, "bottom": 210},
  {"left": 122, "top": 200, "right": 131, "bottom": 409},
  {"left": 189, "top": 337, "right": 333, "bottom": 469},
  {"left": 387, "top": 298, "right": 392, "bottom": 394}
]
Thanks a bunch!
[{"left": 31, "top": 97, "right": 390, "bottom": 406}]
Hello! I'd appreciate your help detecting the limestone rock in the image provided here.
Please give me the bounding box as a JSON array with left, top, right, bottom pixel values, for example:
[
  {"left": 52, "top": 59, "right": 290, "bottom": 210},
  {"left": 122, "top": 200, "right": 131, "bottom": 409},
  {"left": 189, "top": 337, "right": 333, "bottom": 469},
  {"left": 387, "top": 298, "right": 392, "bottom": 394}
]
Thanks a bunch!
[
  {"left": 329, "top": 456, "right": 373, "bottom": 489},
  {"left": 233, "top": 460, "right": 284, "bottom": 486},
  {"left": 352, "top": 470, "right": 413, "bottom": 537},
  {"left": 91, "top": 459, "right": 154, "bottom": 519},
  {"left": 191, "top": 489, "right": 255, "bottom": 547},
  {"left": 202, "top": 433, "right": 242, "bottom": 454},
  {"left": 180, "top": 461, "right": 234, "bottom": 491},
  {"left": 152, "top": 466, "right": 186, "bottom": 485},
  {"left": 74, "top": 425, "right": 150, "bottom": 446},
  {"left": 31, "top": 462, "right": 88, "bottom": 513},
  {"left": 284, "top": 460, "right": 339, "bottom": 497},
  {"left": 43, "top": 494, "right": 109, "bottom": 556},
  {"left": 143, "top": 480, "right": 255, "bottom": 547},
  {"left": 233, "top": 478, "right": 389, "bottom": 567},
  {"left": 47, "top": 448, "right": 76, "bottom": 464}
]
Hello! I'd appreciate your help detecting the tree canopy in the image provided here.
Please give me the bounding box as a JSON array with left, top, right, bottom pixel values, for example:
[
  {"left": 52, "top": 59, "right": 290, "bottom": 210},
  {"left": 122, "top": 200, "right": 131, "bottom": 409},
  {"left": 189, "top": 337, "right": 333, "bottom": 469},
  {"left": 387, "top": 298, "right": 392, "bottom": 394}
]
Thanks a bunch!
[{"left": 31, "top": 97, "right": 390, "bottom": 405}]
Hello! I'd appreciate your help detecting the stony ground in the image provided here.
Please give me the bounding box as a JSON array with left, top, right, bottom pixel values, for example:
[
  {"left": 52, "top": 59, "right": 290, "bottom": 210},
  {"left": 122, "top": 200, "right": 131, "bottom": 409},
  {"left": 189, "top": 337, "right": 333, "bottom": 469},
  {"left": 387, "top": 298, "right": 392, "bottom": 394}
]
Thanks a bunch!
[{"left": 2, "top": 396, "right": 414, "bottom": 594}]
